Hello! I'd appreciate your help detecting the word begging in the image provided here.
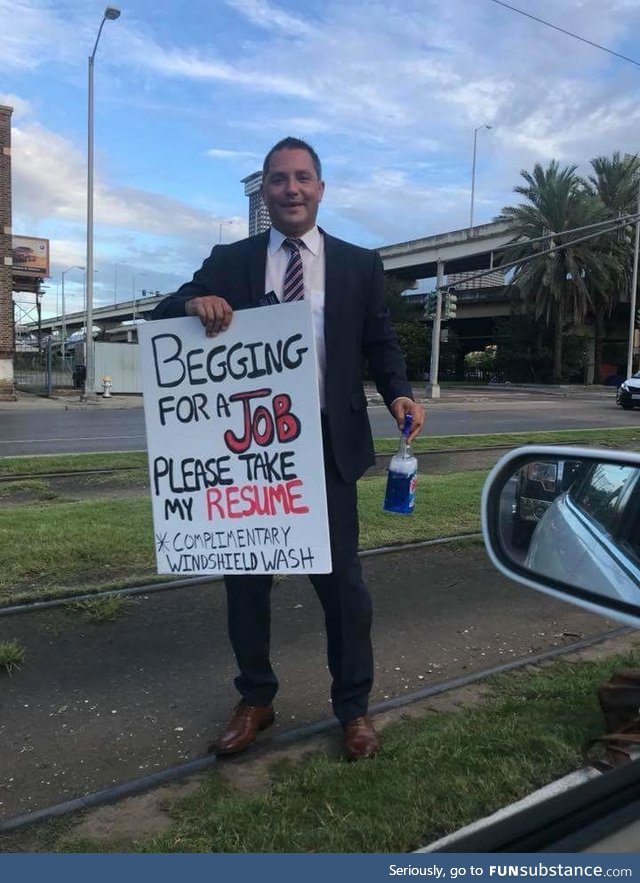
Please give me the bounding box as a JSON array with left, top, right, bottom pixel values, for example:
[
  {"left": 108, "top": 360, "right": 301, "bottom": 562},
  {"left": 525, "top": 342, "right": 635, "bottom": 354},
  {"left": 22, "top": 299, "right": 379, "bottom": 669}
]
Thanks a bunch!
[{"left": 138, "top": 302, "right": 331, "bottom": 576}]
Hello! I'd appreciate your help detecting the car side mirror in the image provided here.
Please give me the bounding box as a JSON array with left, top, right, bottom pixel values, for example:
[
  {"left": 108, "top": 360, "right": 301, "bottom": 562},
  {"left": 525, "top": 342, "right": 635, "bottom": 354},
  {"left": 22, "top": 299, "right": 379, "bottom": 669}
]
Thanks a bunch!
[{"left": 482, "top": 445, "right": 640, "bottom": 629}]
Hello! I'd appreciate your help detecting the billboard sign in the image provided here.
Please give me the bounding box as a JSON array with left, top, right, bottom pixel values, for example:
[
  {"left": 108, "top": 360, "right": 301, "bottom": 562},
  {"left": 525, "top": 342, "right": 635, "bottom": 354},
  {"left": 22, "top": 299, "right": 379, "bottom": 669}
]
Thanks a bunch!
[{"left": 11, "top": 236, "right": 49, "bottom": 277}]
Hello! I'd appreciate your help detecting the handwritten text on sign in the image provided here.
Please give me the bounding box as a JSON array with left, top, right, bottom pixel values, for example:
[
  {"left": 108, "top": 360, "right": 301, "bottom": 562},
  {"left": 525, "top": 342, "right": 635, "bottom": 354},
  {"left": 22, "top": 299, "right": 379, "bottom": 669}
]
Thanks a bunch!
[{"left": 138, "top": 302, "right": 331, "bottom": 575}]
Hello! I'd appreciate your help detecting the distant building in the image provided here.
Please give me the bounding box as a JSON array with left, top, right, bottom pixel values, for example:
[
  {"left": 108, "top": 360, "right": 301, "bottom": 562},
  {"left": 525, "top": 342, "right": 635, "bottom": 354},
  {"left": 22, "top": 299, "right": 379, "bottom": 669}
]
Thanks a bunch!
[
  {"left": 447, "top": 270, "right": 505, "bottom": 289},
  {"left": 241, "top": 171, "right": 270, "bottom": 236}
]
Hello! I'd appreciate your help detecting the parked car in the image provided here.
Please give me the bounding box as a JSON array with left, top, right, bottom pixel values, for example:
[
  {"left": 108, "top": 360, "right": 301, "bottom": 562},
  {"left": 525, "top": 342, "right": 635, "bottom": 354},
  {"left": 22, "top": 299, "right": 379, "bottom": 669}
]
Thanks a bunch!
[
  {"left": 616, "top": 371, "right": 640, "bottom": 409},
  {"left": 525, "top": 461, "right": 640, "bottom": 605},
  {"left": 510, "top": 457, "right": 585, "bottom": 548}
]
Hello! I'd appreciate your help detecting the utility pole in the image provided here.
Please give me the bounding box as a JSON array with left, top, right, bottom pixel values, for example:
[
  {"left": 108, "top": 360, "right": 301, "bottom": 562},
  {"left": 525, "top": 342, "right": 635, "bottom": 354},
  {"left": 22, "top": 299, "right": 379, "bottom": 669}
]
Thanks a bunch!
[
  {"left": 626, "top": 177, "right": 640, "bottom": 379},
  {"left": 426, "top": 260, "right": 445, "bottom": 399}
]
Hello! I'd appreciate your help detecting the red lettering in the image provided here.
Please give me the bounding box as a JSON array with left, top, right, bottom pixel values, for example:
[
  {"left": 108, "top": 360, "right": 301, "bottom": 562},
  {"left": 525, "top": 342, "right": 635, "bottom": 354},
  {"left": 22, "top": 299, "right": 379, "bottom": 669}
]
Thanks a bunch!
[
  {"left": 252, "top": 405, "right": 275, "bottom": 446},
  {"left": 204, "top": 480, "right": 308, "bottom": 520},
  {"left": 273, "top": 394, "right": 301, "bottom": 443},
  {"left": 226, "top": 485, "right": 243, "bottom": 518},
  {"left": 266, "top": 483, "right": 291, "bottom": 514},
  {"left": 205, "top": 487, "right": 224, "bottom": 520},
  {"left": 224, "top": 389, "right": 271, "bottom": 454},
  {"left": 287, "top": 479, "right": 309, "bottom": 513},
  {"left": 238, "top": 483, "right": 257, "bottom": 516}
]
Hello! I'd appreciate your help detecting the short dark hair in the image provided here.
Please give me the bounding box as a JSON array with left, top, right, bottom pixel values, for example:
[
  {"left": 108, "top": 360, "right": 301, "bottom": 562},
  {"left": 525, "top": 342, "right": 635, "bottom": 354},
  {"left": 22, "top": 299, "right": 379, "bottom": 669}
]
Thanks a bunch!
[{"left": 262, "top": 137, "right": 322, "bottom": 180}]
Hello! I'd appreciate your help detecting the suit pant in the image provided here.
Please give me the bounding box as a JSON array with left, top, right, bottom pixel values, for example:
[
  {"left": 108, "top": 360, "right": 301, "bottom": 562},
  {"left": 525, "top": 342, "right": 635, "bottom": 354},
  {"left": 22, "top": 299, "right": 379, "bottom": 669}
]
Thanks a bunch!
[{"left": 223, "top": 420, "right": 374, "bottom": 726}]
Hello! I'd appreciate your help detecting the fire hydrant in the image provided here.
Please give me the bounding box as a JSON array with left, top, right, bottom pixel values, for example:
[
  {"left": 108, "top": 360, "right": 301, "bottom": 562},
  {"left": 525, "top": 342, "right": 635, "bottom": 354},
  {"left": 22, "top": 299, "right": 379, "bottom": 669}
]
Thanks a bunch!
[{"left": 102, "top": 376, "right": 113, "bottom": 398}]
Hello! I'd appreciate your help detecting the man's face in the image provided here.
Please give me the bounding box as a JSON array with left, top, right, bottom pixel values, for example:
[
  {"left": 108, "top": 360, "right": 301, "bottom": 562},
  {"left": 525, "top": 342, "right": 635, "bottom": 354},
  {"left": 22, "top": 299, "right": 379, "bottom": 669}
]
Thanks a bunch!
[{"left": 262, "top": 148, "right": 325, "bottom": 237}]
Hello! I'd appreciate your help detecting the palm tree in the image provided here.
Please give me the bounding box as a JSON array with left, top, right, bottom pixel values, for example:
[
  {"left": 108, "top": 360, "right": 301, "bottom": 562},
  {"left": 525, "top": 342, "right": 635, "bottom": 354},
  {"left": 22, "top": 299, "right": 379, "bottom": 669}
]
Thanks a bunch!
[
  {"left": 588, "top": 152, "right": 640, "bottom": 216},
  {"left": 587, "top": 153, "right": 640, "bottom": 379},
  {"left": 496, "top": 161, "right": 611, "bottom": 381}
]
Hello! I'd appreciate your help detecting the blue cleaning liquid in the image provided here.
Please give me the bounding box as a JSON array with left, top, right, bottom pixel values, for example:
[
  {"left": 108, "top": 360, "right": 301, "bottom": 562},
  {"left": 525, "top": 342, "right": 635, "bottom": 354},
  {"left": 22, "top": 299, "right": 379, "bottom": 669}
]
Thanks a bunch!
[
  {"left": 383, "top": 469, "right": 417, "bottom": 514},
  {"left": 383, "top": 413, "right": 418, "bottom": 515}
]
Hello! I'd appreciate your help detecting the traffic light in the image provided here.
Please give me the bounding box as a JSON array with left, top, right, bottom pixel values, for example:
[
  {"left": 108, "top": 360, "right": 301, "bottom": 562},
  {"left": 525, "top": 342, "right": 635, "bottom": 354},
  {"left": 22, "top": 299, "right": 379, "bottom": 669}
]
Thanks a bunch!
[
  {"left": 423, "top": 292, "right": 438, "bottom": 320},
  {"left": 443, "top": 291, "right": 458, "bottom": 320}
]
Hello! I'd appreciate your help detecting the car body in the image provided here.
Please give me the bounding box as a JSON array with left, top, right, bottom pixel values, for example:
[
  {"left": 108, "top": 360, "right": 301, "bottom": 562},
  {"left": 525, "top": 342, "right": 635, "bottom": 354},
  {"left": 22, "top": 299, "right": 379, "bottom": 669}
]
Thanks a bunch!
[
  {"left": 12, "top": 245, "right": 37, "bottom": 263},
  {"left": 616, "top": 371, "right": 640, "bottom": 409},
  {"left": 525, "top": 461, "right": 640, "bottom": 605}
]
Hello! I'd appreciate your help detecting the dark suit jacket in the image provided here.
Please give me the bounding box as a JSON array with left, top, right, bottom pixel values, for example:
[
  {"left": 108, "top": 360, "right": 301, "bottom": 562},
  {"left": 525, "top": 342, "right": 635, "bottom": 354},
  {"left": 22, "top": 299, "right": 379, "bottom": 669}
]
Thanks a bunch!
[{"left": 151, "top": 228, "right": 413, "bottom": 484}]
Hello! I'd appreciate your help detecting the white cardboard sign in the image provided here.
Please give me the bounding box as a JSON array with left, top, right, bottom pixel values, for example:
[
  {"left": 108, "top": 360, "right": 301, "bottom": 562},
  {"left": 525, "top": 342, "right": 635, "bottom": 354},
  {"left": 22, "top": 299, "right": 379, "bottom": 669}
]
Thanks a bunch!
[{"left": 138, "top": 302, "right": 332, "bottom": 576}]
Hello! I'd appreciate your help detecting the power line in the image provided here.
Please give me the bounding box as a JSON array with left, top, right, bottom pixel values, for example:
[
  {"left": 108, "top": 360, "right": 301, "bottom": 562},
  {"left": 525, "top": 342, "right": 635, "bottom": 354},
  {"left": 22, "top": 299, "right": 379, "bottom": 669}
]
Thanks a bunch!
[{"left": 488, "top": 0, "right": 640, "bottom": 69}]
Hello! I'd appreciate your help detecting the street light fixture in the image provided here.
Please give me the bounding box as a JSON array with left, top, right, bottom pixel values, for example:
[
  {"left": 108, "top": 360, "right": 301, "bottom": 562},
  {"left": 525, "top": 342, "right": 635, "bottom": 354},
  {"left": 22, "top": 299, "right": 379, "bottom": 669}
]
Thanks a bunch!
[
  {"left": 132, "top": 272, "right": 146, "bottom": 320},
  {"left": 84, "top": 5, "right": 120, "bottom": 400},
  {"left": 469, "top": 124, "right": 492, "bottom": 231},
  {"left": 61, "top": 265, "right": 85, "bottom": 362}
]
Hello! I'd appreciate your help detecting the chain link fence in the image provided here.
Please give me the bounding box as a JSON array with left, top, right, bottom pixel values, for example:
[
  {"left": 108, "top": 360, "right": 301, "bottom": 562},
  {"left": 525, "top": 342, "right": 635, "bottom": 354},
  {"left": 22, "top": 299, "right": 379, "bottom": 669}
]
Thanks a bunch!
[{"left": 14, "top": 343, "right": 76, "bottom": 395}]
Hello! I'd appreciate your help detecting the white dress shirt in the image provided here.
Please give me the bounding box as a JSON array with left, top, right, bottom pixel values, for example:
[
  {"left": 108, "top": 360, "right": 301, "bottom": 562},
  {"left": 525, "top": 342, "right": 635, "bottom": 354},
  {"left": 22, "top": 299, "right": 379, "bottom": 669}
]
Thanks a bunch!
[{"left": 266, "top": 225, "right": 327, "bottom": 409}]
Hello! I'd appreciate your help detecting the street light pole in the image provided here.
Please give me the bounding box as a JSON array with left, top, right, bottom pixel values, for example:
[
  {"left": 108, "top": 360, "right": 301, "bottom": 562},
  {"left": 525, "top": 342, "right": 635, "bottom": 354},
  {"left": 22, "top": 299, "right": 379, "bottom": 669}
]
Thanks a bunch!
[
  {"left": 84, "top": 5, "right": 120, "bottom": 400},
  {"left": 60, "top": 265, "right": 84, "bottom": 363},
  {"left": 626, "top": 178, "right": 640, "bottom": 378},
  {"left": 469, "top": 124, "right": 492, "bottom": 231}
]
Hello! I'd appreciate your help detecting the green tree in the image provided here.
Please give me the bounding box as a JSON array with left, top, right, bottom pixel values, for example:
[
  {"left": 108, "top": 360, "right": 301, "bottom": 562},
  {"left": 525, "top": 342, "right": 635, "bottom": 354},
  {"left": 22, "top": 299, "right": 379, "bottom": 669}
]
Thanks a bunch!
[
  {"left": 493, "top": 314, "right": 553, "bottom": 383},
  {"left": 496, "top": 161, "right": 611, "bottom": 381},
  {"left": 587, "top": 152, "right": 640, "bottom": 380},
  {"left": 384, "top": 275, "right": 422, "bottom": 323},
  {"left": 394, "top": 322, "right": 429, "bottom": 381}
]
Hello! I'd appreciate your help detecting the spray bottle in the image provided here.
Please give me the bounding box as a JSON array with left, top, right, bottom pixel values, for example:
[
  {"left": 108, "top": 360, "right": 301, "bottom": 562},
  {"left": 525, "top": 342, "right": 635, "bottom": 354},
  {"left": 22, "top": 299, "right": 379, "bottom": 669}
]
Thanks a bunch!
[{"left": 383, "top": 413, "right": 418, "bottom": 515}]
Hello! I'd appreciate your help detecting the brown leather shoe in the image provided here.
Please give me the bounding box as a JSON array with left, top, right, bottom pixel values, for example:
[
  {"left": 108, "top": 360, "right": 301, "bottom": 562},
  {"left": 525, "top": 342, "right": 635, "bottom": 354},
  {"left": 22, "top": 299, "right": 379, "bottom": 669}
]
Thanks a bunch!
[
  {"left": 343, "top": 715, "right": 380, "bottom": 761},
  {"left": 214, "top": 702, "right": 275, "bottom": 755}
]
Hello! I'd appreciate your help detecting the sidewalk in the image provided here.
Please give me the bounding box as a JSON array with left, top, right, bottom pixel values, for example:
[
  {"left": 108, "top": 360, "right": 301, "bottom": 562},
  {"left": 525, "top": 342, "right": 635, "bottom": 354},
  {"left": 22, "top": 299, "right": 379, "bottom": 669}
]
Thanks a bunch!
[{"left": 0, "top": 382, "right": 616, "bottom": 412}]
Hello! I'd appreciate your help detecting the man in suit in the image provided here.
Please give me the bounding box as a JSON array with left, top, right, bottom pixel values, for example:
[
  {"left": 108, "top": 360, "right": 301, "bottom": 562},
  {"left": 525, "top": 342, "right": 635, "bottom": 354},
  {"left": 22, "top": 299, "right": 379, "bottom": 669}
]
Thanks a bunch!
[{"left": 152, "top": 137, "right": 425, "bottom": 760}]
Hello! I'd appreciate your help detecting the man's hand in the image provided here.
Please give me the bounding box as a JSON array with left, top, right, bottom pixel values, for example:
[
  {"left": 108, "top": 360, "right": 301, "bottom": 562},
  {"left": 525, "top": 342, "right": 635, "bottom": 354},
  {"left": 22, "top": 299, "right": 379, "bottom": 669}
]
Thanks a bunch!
[
  {"left": 186, "top": 295, "right": 233, "bottom": 337},
  {"left": 390, "top": 396, "right": 425, "bottom": 443}
]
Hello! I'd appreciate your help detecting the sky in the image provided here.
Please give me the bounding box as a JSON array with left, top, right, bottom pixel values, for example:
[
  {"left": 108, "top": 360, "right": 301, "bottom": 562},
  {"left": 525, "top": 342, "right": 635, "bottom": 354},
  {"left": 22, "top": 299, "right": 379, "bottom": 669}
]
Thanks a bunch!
[{"left": 2, "top": 0, "right": 640, "bottom": 319}]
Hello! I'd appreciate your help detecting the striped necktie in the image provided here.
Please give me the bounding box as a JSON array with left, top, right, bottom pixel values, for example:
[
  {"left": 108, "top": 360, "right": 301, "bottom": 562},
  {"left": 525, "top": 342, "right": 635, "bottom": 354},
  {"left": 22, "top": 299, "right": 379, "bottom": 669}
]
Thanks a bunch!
[{"left": 282, "top": 238, "right": 305, "bottom": 303}]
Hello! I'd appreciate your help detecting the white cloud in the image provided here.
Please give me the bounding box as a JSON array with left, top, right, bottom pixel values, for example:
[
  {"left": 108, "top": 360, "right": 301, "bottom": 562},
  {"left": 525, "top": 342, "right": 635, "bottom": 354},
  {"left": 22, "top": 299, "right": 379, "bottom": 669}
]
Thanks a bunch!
[
  {"left": 207, "top": 148, "right": 261, "bottom": 160},
  {"left": 11, "top": 122, "right": 232, "bottom": 241},
  {"left": 6, "top": 0, "right": 640, "bottom": 260},
  {"left": 119, "top": 29, "right": 314, "bottom": 99},
  {"left": 0, "top": 93, "right": 33, "bottom": 119},
  {"left": 225, "top": 0, "right": 313, "bottom": 36},
  {"left": 0, "top": 0, "right": 75, "bottom": 70}
]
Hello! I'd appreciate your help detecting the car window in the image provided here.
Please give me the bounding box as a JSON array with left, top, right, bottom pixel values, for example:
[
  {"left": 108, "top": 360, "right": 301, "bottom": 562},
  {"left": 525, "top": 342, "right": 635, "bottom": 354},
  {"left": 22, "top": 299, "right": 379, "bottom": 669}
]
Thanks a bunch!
[{"left": 570, "top": 463, "right": 638, "bottom": 536}]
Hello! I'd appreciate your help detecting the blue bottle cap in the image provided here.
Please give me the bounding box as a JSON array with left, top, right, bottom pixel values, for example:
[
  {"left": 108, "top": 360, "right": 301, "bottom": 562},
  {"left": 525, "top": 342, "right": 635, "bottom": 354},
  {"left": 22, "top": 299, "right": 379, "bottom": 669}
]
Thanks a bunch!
[{"left": 402, "top": 413, "right": 413, "bottom": 438}]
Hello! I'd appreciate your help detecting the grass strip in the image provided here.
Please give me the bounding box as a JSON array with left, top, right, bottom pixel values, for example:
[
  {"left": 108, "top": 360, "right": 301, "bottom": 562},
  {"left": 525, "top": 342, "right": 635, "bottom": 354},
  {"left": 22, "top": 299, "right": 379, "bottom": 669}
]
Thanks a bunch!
[
  {"left": 375, "top": 427, "right": 640, "bottom": 454},
  {"left": 2, "top": 428, "right": 640, "bottom": 476},
  {"left": 52, "top": 648, "right": 640, "bottom": 854},
  {"left": 0, "top": 479, "right": 59, "bottom": 502},
  {"left": 0, "top": 472, "right": 485, "bottom": 605},
  {"left": 0, "top": 452, "right": 148, "bottom": 476},
  {"left": 0, "top": 498, "right": 155, "bottom": 605}
]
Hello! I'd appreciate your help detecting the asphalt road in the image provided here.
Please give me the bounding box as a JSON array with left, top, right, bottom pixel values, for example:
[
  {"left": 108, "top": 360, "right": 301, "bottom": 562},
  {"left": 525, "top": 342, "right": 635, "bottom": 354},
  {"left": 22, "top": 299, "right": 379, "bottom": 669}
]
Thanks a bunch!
[{"left": 0, "top": 395, "right": 635, "bottom": 456}]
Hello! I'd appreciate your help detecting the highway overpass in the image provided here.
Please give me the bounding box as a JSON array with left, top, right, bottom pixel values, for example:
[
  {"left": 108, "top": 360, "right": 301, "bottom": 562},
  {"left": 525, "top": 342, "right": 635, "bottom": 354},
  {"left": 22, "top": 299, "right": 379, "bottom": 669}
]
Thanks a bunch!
[{"left": 25, "top": 221, "right": 514, "bottom": 340}]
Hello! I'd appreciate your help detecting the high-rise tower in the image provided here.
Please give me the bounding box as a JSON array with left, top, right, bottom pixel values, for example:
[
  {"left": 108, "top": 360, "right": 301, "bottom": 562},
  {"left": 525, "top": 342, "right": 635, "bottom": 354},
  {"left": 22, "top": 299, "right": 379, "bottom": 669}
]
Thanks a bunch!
[{"left": 242, "top": 171, "right": 270, "bottom": 236}]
